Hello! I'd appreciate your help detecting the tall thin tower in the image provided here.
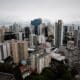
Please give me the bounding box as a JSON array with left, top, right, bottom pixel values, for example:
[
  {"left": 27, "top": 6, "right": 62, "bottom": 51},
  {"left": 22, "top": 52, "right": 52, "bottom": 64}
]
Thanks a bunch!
[{"left": 54, "top": 20, "right": 64, "bottom": 48}]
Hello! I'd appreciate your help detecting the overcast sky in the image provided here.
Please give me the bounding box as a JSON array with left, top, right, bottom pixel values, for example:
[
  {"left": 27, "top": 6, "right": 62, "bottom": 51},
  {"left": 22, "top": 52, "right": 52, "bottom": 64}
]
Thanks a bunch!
[{"left": 0, "top": 0, "right": 80, "bottom": 24}]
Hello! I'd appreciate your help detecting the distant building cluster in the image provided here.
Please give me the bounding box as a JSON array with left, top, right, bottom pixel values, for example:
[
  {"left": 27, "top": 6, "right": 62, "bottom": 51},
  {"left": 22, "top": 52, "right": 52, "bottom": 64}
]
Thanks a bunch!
[{"left": 0, "top": 18, "right": 80, "bottom": 79}]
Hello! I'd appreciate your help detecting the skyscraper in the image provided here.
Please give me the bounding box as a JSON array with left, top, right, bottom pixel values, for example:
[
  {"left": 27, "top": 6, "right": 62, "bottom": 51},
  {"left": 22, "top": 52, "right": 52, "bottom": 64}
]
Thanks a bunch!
[
  {"left": 67, "top": 25, "right": 75, "bottom": 39},
  {"left": 39, "top": 23, "right": 48, "bottom": 37},
  {"left": 54, "top": 20, "right": 64, "bottom": 48},
  {"left": 77, "top": 26, "right": 80, "bottom": 48},
  {"left": 31, "top": 18, "right": 42, "bottom": 35},
  {"left": 9, "top": 23, "right": 22, "bottom": 32},
  {"left": 63, "top": 26, "right": 68, "bottom": 45},
  {"left": 29, "top": 33, "right": 39, "bottom": 48},
  {"left": 16, "top": 32, "right": 24, "bottom": 40},
  {"left": 24, "top": 27, "right": 30, "bottom": 39}
]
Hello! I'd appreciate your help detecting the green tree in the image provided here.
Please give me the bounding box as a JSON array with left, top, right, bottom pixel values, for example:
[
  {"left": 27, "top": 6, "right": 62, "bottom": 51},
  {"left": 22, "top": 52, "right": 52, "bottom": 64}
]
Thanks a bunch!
[
  {"left": 41, "top": 67, "right": 56, "bottom": 80},
  {"left": 24, "top": 73, "right": 44, "bottom": 80},
  {"left": 25, "top": 64, "right": 77, "bottom": 80},
  {"left": 55, "top": 64, "right": 73, "bottom": 80}
]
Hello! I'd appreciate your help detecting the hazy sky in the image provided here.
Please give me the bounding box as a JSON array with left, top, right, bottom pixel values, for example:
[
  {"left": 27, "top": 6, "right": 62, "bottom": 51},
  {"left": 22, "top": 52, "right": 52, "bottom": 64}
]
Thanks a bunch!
[{"left": 0, "top": 0, "right": 80, "bottom": 24}]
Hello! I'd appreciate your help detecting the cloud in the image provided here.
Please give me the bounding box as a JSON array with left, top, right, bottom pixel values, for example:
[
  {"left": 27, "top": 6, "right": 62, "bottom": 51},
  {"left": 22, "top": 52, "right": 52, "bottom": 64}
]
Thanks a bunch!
[{"left": 0, "top": 0, "right": 80, "bottom": 24}]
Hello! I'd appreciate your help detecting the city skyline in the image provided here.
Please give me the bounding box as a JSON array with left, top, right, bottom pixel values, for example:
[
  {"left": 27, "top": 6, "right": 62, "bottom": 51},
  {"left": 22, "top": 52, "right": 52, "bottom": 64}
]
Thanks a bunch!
[{"left": 0, "top": 0, "right": 80, "bottom": 25}]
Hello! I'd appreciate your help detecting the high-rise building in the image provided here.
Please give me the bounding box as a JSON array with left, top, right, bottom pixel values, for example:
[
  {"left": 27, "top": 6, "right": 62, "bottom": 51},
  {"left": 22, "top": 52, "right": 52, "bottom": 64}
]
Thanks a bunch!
[
  {"left": 4, "top": 32, "right": 16, "bottom": 41},
  {"left": 30, "top": 50, "right": 51, "bottom": 73},
  {"left": 63, "top": 26, "right": 68, "bottom": 45},
  {"left": 39, "top": 23, "right": 48, "bottom": 37},
  {"left": 29, "top": 34, "right": 38, "bottom": 48},
  {"left": 77, "top": 26, "right": 80, "bottom": 48},
  {"left": 31, "top": 18, "right": 42, "bottom": 35},
  {"left": 54, "top": 20, "right": 64, "bottom": 48},
  {"left": 30, "top": 34, "right": 36, "bottom": 48},
  {"left": 0, "top": 27, "right": 9, "bottom": 42},
  {"left": 16, "top": 32, "right": 24, "bottom": 40},
  {"left": 67, "top": 24, "right": 75, "bottom": 40},
  {"left": 10, "top": 40, "right": 28, "bottom": 64},
  {"left": 74, "top": 30, "right": 78, "bottom": 46},
  {"left": 0, "top": 42, "right": 11, "bottom": 61},
  {"left": 30, "top": 53, "right": 36, "bottom": 71},
  {"left": 67, "top": 25, "right": 74, "bottom": 34},
  {"left": 24, "top": 27, "right": 30, "bottom": 39},
  {"left": 44, "top": 26, "right": 48, "bottom": 37},
  {"left": 47, "top": 22, "right": 54, "bottom": 37},
  {"left": 37, "top": 53, "right": 51, "bottom": 73},
  {"left": 9, "top": 23, "right": 22, "bottom": 32},
  {"left": 66, "top": 40, "right": 80, "bottom": 67},
  {"left": 10, "top": 42, "right": 19, "bottom": 64},
  {"left": 38, "top": 34, "right": 45, "bottom": 44}
]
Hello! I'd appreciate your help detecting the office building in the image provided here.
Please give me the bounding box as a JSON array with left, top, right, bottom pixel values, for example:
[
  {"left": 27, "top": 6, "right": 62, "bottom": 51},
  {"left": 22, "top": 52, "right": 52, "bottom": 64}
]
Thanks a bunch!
[
  {"left": 47, "top": 22, "right": 54, "bottom": 37},
  {"left": 67, "top": 25, "right": 74, "bottom": 34},
  {"left": 9, "top": 23, "right": 22, "bottom": 32},
  {"left": 39, "top": 23, "right": 48, "bottom": 37},
  {"left": 4, "top": 32, "right": 16, "bottom": 41},
  {"left": 30, "top": 34, "right": 37, "bottom": 48},
  {"left": 16, "top": 32, "right": 24, "bottom": 40},
  {"left": 24, "top": 27, "right": 30, "bottom": 39},
  {"left": 74, "top": 30, "right": 78, "bottom": 46},
  {"left": 38, "top": 34, "right": 45, "bottom": 44},
  {"left": 67, "top": 25, "right": 75, "bottom": 39},
  {"left": 31, "top": 18, "right": 42, "bottom": 35},
  {"left": 63, "top": 26, "right": 68, "bottom": 45},
  {"left": 30, "top": 34, "right": 38, "bottom": 48},
  {"left": 54, "top": 20, "right": 64, "bottom": 48},
  {"left": 76, "top": 26, "right": 80, "bottom": 48}
]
